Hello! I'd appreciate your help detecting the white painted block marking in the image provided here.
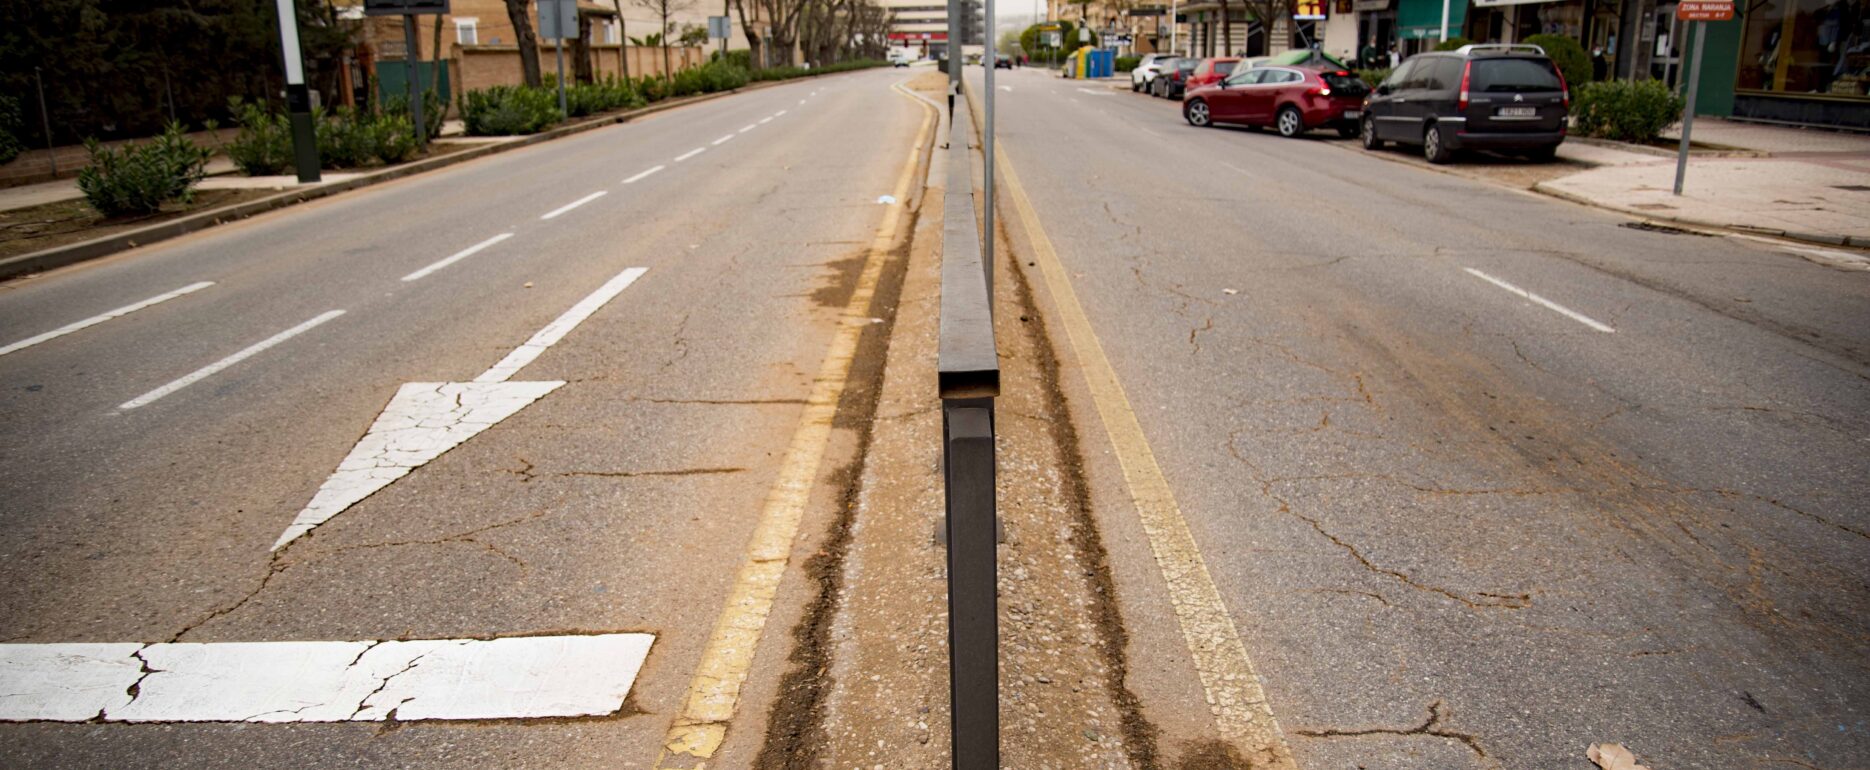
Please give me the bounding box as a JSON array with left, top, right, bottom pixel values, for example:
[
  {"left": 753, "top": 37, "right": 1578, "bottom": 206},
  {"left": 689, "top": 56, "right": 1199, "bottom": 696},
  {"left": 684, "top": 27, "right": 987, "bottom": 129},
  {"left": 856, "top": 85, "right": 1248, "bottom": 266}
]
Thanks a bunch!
[
  {"left": 1463, "top": 267, "right": 1616, "bottom": 333},
  {"left": 402, "top": 233, "right": 513, "bottom": 282},
  {"left": 623, "top": 165, "right": 666, "bottom": 184},
  {"left": 711, "top": 134, "right": 735, "bottom": 146},
  {"left": 120, "top": 310, "right": 345, "bottom": 410},
  {"left": 758, "top": 116, "right": 773, "bottom": 124},
  {"left": 271, "top": 380, "right": 564, "bottom": 549},
  {"left": 675, "top": 147, "right": 706, "bottom": 162},
  {"left": 541, "top": 190, "right": 607, "bottom": 220},
  {"left": 0, "top": 635, "right": 654, "bottom": 723},
  {"left": 274, "top": 266, "right": 648, "bottom": 548},
  {"left": 475, "top": 266, "right": 647, "bottom": 384},
  {"left": 738, "top": 124, "right": 757, "bottom": 133},
  {"left": 0, "top": 281, "right": 214, "bottom": 357}
]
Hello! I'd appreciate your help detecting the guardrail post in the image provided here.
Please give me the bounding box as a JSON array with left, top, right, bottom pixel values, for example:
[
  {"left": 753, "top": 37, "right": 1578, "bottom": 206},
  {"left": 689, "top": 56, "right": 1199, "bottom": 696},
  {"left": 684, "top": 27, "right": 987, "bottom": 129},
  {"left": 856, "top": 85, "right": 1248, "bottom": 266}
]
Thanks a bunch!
[{"left": 943, "top": 400, "right": 997, "bottom": 770}]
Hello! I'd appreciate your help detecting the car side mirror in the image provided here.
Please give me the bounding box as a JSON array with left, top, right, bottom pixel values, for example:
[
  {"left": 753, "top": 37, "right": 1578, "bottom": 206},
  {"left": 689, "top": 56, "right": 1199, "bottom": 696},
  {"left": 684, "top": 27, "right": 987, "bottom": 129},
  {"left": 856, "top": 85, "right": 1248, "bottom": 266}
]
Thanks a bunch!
[{"left": 1376, "top": 84, "right": 1392, "bottom": 95}]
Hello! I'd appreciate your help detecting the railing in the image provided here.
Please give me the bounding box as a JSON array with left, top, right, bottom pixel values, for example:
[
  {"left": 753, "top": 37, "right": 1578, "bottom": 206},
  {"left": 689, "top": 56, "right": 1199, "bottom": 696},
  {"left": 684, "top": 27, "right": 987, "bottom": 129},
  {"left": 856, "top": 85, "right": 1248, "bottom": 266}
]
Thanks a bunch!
[{"left": 938, "top": 92, "right": 1000, "bottom": 769}]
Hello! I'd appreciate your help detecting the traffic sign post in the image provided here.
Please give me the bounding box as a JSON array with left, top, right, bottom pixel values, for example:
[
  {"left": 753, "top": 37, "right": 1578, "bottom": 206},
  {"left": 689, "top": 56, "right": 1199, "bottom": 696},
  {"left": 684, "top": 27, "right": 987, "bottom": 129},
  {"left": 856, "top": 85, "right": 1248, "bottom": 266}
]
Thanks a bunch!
[
  {"left": 1672, "top": 0, "right": 1728, "bottom": 195},
  {"left": 364, "top": 0, "right": 452, "bottom": 149},
  {"left": 539, "top": 0, "right": 578, "bottom": 118}
]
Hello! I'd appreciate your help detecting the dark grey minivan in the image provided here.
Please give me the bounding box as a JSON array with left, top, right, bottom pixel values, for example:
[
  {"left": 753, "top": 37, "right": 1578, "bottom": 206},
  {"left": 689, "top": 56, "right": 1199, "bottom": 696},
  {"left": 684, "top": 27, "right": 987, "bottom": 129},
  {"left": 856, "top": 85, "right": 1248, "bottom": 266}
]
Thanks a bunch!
[{"left": 1360, "top": 44, "right": 1569, "bottom": 164}]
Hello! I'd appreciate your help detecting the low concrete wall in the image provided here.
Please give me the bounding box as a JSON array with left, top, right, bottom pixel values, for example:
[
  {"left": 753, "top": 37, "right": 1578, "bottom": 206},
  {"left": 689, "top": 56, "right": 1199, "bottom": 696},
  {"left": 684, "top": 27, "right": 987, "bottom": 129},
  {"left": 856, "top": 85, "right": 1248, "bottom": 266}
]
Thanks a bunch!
[{"left": 458, "top": 44, "right": 707, "bottom": 91}]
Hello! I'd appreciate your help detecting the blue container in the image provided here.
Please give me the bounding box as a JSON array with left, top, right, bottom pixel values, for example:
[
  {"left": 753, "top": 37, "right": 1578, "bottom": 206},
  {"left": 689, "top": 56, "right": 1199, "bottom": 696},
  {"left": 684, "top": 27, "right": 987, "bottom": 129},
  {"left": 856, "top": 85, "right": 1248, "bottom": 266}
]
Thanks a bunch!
[{"left": 1087, "top": 49, "right": 1115, "bottom": 79}]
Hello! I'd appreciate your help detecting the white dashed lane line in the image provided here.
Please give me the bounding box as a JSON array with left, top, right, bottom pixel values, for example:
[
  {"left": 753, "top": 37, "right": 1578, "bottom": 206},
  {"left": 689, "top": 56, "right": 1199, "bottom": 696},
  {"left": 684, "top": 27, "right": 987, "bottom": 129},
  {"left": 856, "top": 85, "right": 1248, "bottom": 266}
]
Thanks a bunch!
[
  {"left": 119, "top": 309, "right": 346, "bottom": 410},
  {"left": 401, "top": 233, "right": 513, "bottom": 282},
  {"left": 623, "top": 165, "right": 666, "bottom": 184},
  {"left": 0, "top": 281, "right": 214, "bottom": 357},
  {"left": 759, "top": 116, "right": 773, "bottom": 124},
  {"left": 540, "top": 190, "right": 607, "bottom": 220},
  {"left": 712, "top": 134, "right": 735, "bottom": 145},
  {"left": 675, "top": 147, "right": 706, "bottom": 161},
  {"left": 1463, "top": 267, "right": 1617, "bottom": 333},
  {"left": 739, "top": 123, "right": 757, "bottom": 133},
  {"left": 776, "top": 109, "right": 788, "bottom": 116}
]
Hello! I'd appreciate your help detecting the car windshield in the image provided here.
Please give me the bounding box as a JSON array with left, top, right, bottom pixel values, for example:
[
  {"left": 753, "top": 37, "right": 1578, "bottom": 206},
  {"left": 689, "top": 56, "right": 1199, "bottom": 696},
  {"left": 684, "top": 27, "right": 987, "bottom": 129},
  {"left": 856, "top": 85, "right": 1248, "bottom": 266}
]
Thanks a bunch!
[
  {"left": 1214, "top": 61, "right": 1238, "bottom": 75},
  {"left": 1177, "top": 60, "right": 1198, "bottom": 72},
  {"left": 1471, "top": 58, "right": 1563, "bottom": 92},
  {"left": 1320, "top": 71, "right": 1369, "bottom": 96}
]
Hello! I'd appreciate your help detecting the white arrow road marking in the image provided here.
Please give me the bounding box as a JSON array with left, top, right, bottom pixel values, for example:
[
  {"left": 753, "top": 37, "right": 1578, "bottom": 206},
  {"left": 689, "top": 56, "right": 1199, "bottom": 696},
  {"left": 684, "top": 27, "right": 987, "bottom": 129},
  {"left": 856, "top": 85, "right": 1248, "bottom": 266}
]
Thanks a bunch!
[
  {"left": 273, "top": 266, "right": 648, "bottom": 550},
  {"left": 120, "top": 310, "right": 345, "bottom": 410},
  {"left": 1, "top": 281, "right": 215, "bottom": 357},
  {"left": 0, "top": 634, "right": 653, "bottom": 723}
]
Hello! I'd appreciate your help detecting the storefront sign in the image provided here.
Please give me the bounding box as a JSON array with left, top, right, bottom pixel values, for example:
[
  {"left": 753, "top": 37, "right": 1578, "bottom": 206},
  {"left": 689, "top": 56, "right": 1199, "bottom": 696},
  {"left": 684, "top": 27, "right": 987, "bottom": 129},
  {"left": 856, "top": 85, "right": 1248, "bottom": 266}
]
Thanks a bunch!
[
  {"left": 1294, "top": 0, "right": 1328, "bottom": 19},
  {"left": 1676, "top": 0, "right": 1733, "bottom": 20},
  {"left": 1352, "top": 0, "right": 1391, "bottom": 10},
  {"left": 1128, "top": 5, "right": 1168, "bottom": 15},
  {"left": 1474, "top": 0, "right": 1561, "bottom": 6}
]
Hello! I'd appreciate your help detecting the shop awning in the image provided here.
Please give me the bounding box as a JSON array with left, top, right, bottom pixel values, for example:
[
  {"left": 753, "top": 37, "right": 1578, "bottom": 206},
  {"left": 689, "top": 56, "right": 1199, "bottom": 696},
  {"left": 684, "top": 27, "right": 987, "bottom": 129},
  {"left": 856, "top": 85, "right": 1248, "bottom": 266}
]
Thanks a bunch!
[{"left": 1397, "top": 0, "right": 1467, "bottom": 38}]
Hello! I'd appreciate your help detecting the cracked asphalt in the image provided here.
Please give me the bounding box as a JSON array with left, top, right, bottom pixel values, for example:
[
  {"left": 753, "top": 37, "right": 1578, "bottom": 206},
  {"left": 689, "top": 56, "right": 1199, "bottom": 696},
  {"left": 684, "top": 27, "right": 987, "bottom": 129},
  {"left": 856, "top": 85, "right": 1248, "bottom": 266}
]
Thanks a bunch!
[
  {"left": 0, "top": 69, "right": 921, "bottom": 767},
  {"left": 979, "top": 69, "right": 1869, "bottom": 768}
]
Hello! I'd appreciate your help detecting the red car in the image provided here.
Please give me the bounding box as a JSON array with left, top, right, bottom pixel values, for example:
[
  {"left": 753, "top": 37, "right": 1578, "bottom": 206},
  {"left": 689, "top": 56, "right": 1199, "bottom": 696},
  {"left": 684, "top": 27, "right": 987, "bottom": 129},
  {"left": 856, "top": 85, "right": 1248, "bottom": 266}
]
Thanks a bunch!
[
  {"left": 1181, "top": 65, "right": 1370, "bottom": 138},
  {"left": 1187, "top": 57, "right": 1242, "bottom": 90}
]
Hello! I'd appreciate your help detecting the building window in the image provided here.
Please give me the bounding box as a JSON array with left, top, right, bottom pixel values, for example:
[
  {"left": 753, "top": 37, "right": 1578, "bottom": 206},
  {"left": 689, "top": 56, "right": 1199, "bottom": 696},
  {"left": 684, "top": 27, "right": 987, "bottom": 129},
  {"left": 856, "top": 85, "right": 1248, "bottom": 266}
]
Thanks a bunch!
[
  {"left": 607, "top": 20, "right": 621, "bottom": 44},
  {"left": 455, "top": 18, "right": 479, "bottom": 46},
  {"left": 1737, "top": 0, "right": 1869, "bottom": 98}
]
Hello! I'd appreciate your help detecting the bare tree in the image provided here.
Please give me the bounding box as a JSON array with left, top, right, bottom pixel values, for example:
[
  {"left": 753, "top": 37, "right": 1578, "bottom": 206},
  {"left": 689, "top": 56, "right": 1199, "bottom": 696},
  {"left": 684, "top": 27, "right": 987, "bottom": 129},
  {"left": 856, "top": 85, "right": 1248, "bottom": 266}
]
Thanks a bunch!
[
  {"left": 1235, "top": 0, "right": 1293, "bottom": 53},
  {"left": 634, "top": 0, "right": 697, "bottom": 77},
  {"left": 502, "top": 0, "right": 545, "bottom": 86},
  {"left": 611, "top": 0, "right": 631, "bottom": 77}
]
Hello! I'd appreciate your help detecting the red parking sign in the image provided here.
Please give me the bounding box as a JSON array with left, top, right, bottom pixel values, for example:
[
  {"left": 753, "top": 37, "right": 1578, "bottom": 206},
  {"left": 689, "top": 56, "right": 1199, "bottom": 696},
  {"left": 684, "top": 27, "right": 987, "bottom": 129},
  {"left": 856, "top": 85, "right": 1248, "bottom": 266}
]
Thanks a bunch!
[{"left": 1677, "top": 0, "right": 1734, "bottom": 20}]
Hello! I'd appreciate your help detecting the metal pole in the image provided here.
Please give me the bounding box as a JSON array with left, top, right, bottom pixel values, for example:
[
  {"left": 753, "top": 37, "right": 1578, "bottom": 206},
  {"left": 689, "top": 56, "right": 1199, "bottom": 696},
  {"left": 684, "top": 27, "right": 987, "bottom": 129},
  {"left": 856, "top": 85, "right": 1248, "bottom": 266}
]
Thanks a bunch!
[
  {"left": 556, "top": 39, "right": 568, "bottom": 117},
  {"left": 947, "top": 0, "right": 961, "bottom": 115},
  {"left": 274, "top": 0, "right": 321, "bottom": 184},
  {"left": 984, "top": 0, "right": 995, "bottom": 304},
  {"left": 34, "top": 67, "right": 56, "bottom": 177},
  {"left": 943, "top": 401, "right": 998, "bottom": 770},
  {"left": 1440, "top": 0, "right": 1451, "bottom": 41},
  {"left": 403, "top": 15, "right": 427, "bottom": 145},
  {"left": 1169, "top": 0, "right": 1178, "bottom": 54},
  {"left": 1673, "top": 20, "right": 1704, "bottom": 196}
]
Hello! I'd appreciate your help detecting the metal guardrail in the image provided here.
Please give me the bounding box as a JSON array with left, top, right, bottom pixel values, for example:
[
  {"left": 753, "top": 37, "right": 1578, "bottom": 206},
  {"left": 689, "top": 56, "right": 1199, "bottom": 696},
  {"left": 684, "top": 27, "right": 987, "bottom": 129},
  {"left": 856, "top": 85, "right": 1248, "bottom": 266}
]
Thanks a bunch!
[{"left": 937, "top": 92, "right": 1000, "bottom": 768}]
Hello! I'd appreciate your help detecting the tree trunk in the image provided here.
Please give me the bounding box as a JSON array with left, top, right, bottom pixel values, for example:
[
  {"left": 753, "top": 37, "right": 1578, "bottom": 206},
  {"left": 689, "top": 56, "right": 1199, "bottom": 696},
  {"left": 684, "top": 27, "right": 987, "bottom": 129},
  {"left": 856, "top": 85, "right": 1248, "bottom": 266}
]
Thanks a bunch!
[
  {"left": 662, "top": 10, "right": 674, "bottom": 78},
  {"left": 429, "top": 13, "right": 445, "bottom": 95},
  {"left": 1220, "top": 0, "right": 1231, "bottom": 56},
  {"left": 613, "top": 0, "right": 631, "bottom": 78},
  {"left": 575, "top": 13, "right": 595, "bottom": 82},
  {"left": 504, "top": 0, "right": 544, "bottom": 86},
  {"left": 732, "top": 0, "right": 763, "bottom": 69}
]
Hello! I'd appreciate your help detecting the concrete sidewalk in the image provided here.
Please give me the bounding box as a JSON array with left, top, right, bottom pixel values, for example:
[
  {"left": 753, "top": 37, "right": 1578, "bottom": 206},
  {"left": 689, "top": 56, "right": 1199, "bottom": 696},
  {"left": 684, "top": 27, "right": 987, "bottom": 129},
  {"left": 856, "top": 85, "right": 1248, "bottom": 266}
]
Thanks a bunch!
[{"left": 1539, "top": 120, "right": 1870, "bottom": 245}]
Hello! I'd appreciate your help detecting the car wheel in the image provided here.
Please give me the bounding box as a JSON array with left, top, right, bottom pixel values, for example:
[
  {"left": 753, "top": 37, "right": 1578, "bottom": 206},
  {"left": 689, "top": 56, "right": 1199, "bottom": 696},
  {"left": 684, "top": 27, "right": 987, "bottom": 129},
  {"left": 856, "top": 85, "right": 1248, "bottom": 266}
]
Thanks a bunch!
[
  {"left": 1360, "top": 115, "right": 1383, "bottom": 150},
  {"left": 1132, "top": 80, "right": 1142, "bottom": 92},
  {"left": 1525, "top": 144, "right": 1559, "bottom": 163},
  {"left": 1185, "top": 99, "right": 1212, "bottom": 127},
  {"left": 1336, "top": 124, "right": 1358, "bottom": 139},
  {"left": 1276, "top": 106, "right": 1304, "bottom": 138},
  {"left": 1423, "top": 123, "right": 1454, "bottom": 164}
]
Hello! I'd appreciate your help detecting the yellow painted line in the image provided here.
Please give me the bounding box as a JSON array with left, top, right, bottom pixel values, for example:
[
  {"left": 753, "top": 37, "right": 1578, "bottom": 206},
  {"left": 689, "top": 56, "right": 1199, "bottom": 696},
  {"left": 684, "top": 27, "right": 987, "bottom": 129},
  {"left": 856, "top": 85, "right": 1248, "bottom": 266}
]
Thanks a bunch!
[
  {"left": 654, "top": 80, "right": 937, "bottom": 770},
  {"left": 992, "top": 139, "right": 1299, "bottom": 768}
]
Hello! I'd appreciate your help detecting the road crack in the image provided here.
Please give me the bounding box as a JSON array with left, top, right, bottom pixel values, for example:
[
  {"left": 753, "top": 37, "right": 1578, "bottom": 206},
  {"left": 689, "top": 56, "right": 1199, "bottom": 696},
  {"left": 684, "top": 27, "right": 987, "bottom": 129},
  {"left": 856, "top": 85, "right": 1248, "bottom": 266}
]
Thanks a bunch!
[{"left": 1295, "top": 700, "right": 1489, "bottom": 760}]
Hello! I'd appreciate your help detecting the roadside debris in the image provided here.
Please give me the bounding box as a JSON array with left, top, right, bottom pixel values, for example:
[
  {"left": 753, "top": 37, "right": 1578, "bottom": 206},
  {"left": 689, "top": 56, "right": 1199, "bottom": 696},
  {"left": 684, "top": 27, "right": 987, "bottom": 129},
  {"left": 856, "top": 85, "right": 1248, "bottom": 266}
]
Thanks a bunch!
[{"left": 1588, "top": 743, "right": 1652, "bottom": 770}]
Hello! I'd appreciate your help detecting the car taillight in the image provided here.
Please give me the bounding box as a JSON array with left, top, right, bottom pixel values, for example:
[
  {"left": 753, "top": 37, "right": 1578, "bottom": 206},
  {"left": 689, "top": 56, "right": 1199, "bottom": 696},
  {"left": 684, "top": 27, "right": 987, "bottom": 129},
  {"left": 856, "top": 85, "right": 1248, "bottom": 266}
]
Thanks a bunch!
[
  {"left": 1457, "top": 60, "right": 1472, "bottom": 110},
  {"left": 1555, "top": 66, "right": 1570, "bottom": 107}
]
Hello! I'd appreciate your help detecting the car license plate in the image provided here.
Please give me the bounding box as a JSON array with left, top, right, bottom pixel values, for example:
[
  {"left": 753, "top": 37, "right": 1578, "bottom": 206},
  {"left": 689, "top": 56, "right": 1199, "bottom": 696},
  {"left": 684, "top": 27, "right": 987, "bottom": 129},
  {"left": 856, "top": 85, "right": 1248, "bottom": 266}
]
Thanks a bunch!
[
  {"left": 1343, "top": 110, "right": 1361, "bottom": 120},
  {"left": 1498, "top": 106, "right": 1537, "bottom": 117}
]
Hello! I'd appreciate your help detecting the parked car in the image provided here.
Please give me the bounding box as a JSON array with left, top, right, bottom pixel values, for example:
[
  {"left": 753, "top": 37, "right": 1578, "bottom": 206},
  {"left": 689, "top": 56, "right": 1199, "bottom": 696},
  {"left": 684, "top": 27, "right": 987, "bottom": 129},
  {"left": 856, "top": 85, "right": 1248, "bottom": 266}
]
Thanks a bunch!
[
  {"left": 1360, "top": 44, "right": 1569, "bottom": 164},
  {"left": 1182, "top": 65, "right": 1369, "bottom": 138},
  {"left": 1187, "top": 57, "right": 1242, "bottom": 90},
  {"left": 1132, "top": 54, "right": 1173, "bottom": 92},
  {"left": 994, "top": 56, "right": 1013, "bottom": 69},
  {"left": 1151, "top": 57, "right": 1199, "bottom": 99}
]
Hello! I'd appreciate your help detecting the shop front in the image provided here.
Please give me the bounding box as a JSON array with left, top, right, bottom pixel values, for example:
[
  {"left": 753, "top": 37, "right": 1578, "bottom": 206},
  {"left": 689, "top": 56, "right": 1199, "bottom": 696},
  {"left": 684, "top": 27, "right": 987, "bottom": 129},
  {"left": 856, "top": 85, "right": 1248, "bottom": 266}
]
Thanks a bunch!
[
  {"left": 1396, "top": 0, "right": 1470, "bottom": 52},
  {"left": 1732, "top": 0, "right": 1869, "bottom": 126}
]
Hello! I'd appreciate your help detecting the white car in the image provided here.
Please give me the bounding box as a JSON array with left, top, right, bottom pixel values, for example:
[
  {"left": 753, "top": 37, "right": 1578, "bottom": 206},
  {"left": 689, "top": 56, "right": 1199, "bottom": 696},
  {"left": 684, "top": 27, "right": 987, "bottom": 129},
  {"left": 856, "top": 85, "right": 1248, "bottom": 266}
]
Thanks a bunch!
[{"left": 1130, "top": 54, "right": 1170, "bottom": 92}]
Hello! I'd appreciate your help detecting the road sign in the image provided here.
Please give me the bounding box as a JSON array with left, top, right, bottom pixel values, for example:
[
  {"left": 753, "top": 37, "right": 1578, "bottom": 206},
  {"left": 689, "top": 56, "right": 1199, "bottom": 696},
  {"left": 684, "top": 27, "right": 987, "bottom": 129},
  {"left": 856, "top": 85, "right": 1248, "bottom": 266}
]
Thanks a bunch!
[
  {"left": 538, "top": 0, "right": 579, "bottom": 40},
  {"left": 363, "top": 0, "right": 449, "bottom": 15},
  {"left": 1128, "top": 5, "right": 1167, "bottom": 15},
  {"left": 708, "top": 15, "right": 732, "bottom": 38},
  {"left": 1677, "top": 0, "right": 1733, "bottom": 20}
]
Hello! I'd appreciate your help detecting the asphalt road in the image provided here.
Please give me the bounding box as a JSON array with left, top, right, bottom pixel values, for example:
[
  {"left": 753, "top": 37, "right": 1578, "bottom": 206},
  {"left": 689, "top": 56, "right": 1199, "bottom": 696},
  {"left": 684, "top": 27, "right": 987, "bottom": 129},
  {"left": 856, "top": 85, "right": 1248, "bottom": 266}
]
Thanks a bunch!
[
  {"left": 976, "top": 68, "right": 1870, "bottom": 769},
  {"left": 0, "top": 68, "right": 922, "bottom": 768}
]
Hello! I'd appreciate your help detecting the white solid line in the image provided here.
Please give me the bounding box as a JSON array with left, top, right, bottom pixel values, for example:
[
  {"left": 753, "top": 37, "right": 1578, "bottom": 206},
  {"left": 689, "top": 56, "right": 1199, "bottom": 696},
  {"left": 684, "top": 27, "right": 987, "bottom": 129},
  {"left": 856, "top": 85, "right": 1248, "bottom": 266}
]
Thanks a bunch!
[
  {"left": 401, "top": 233, "right": 513, "bottom": 282},
  {"left": 0, "top": 281, "right": 214, "bottom": 357},
  {"left": 540, "top": 190, "right": 607, "bottom": 220},
  {"left": 0, "top": 635, "right": 654, "bottom": 723},
  {"left": 738, "top": 123, "right": 757, "bottom": 133},
  {"left": 711, "top": 133, "right": 735, "bottom": 145},
  {"left": 120, "top": 310, "right": 345, "bottom": 410},
  {"left": 475, "top": 266, "right": 649, "bottom": 383},
  {"left": 1463, "top": 267, "right": 1616, "bottom": 333},
  {"left": 675, "top": 147, "right": 706, "bottom": 161},
  {"left": 622, "top": 165, "right": 665, "bottom": 184},
  {"left": 759, "top": 116, "right": 773, "bottom": 124}
]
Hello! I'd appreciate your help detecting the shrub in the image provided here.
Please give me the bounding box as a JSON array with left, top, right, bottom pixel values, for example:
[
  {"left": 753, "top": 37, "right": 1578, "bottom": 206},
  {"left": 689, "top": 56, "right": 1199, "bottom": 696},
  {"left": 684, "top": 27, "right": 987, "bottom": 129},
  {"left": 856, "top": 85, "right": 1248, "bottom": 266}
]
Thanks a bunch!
[
  {"left": 1356, "top": 68, "right": 1392, "bottom": 88},
  {"left": 317, "top": 107, "right": 379, "bottom": 168},
  {"left": 1116, "top": 55, "right": 1141, "bottom": 73},
  {"left": 77, "top": 122, "right": 211, "bottom": 216},
  {"left": 638, "top": 76, "right": 669, "bottom": 102},
  {"left": 563, "top": 76, "right": 643, "bottom": 117},
  {"left": 222, "top": 98, "right": 292, "bottom": 176},
  {"left": 1434, "top": 36, "right": 1474, "bottom": 51},
  {"left": 1524, "top": 33, "right": 1590, "bottom": 87},
  {"left": 751, "top": 65, "right": 809, "bottom": 82},
  {"left": 0, "top": 94, "right": 23, "bottom": 166},
  {"left": 1572, "top": 79, "right": 1685, "bottom": 143},
  {"left": 371, "top": 113, "right": 419, "bottom": 163},
  {"left": 713, "top": 50, "right": 753, "bottom": 69},
  {"left": 382, "top": 89, "right": 448, "bottom": 141},
  {"left": 670, "top": 61, "right": 750, "bottom": 97},
  {"left": 463, "top": 85, "right": 564, "bottom": 135}
]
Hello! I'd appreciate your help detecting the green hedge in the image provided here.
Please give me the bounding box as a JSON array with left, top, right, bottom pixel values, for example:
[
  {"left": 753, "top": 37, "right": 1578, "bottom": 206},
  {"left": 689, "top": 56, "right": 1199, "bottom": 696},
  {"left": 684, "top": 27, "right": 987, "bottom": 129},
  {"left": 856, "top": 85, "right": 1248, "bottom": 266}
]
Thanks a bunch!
[
  {"left": 1572, "top": 79, "right": 1685, "bottom": 143},
  {"left": 0, "top": 94, "right": 23, "bottom": 166},
  {"left": 463, "top": 85, "right": 565, "bottom": 136},
  {"left": 671, "top": 61, "right": 750, "bottom": 97},
  {"left": 1434, "top": 37, "right": 1474, "bottom": 51},
  {"left": 222, "top": 98, "right": 292, "bottom": 176},
  {"left": 1356, "top": 68, "right": 1391, "bottom": 88},
  {"left": 77, "top": 122, "right": 211, "bottom": 216},
  {"left": 1116, "top": 55, "right": 1141, "bottom": 73},
  {"left": 1524, "top": 33, "right": 1590, "bottom": 87}
]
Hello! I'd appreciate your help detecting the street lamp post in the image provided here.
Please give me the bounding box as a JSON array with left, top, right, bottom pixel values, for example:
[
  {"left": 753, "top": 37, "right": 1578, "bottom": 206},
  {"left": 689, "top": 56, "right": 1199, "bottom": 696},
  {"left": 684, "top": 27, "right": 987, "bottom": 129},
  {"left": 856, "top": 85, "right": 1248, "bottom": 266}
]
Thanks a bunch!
[{"left": 274, "top": 0, "right": 321, "bottom": 183}]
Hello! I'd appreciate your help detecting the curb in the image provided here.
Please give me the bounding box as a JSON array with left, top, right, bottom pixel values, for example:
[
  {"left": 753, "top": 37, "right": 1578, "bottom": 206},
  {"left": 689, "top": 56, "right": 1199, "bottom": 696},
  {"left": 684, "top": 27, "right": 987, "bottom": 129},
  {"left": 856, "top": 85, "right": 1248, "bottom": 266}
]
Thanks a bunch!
[
  {"left": 1566, "top": 134, "right": 1764, "bottom": 158},
  {"left": 1531, "top": 181, "right": 1864, "bottom": 248},
  {"left": 0, "top": 69, "right": 877, "bottom": 282}
]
